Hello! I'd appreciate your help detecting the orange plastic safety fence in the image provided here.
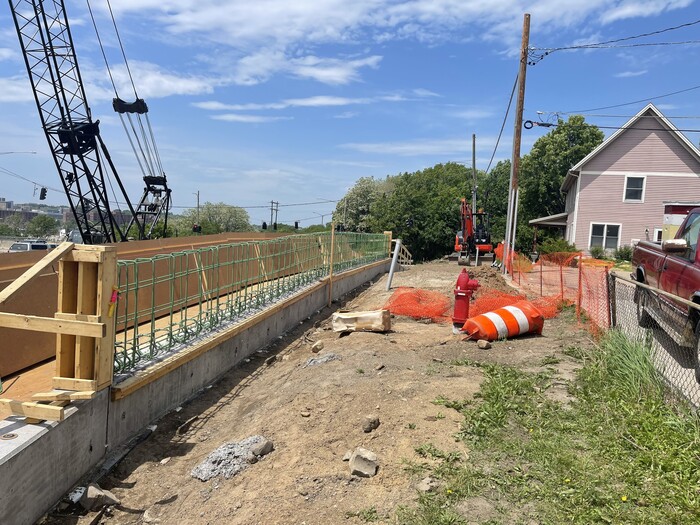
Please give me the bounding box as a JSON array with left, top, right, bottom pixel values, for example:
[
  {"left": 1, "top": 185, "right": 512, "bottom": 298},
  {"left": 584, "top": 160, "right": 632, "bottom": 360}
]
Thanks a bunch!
[
  {"left": 383, "top": 287, "right": 452, "bottom": 323},
  {"left": 471, "top": 288, "right": 565, "bottom": 320},
  {"left": 511, "top": 250, "right": 612, "bottom": 337}
]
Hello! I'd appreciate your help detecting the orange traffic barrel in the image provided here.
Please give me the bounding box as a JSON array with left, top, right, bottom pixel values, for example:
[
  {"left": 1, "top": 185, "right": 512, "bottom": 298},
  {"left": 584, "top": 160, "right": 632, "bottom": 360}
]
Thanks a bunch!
[{"left": 461, "top": 300, "right": 544, "bottom": 341}]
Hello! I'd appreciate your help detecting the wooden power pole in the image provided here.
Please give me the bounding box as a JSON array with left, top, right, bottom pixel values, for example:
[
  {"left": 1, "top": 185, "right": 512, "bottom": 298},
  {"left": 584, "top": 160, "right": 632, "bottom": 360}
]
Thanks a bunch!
[
  {"left": 503, "top": 13, "right": 531, "bottom": 275},
  {"left": 472, "top": 133, "right": 477, "bottom": 211}
]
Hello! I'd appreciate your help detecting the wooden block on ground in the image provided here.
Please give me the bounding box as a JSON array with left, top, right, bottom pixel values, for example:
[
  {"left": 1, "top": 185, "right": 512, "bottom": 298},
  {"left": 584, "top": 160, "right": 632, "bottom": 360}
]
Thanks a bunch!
[
  {"left": 32, "top": 390, "right": 97, "bottom": 401},
  {"left": 332, "top": 309, "right": 391, "bottom": 333},
  {"left": 0, "top": 399, "right": 66, "bottom": 422},
  {"left": 52, "top": 377, "right": 98, "bottom": 392}
]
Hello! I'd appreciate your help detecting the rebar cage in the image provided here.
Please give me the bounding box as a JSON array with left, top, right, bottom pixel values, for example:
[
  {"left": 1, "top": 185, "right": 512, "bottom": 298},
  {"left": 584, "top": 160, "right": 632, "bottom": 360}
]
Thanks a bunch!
[{"left": 112, "top": 232, "right": 389, "bottom": 376}]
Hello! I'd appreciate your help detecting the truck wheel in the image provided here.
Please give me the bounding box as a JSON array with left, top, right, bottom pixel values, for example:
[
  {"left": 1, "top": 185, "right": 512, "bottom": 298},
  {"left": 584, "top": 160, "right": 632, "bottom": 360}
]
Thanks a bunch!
[{"left": 634, "top": 287, "right": 652, "bottom": 328}]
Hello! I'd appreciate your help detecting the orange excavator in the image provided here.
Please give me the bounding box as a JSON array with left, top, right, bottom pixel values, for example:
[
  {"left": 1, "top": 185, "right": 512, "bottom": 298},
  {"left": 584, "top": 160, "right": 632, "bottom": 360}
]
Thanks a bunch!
[{"left": 454, "top": 198, "right": 494, "bottom": 265}]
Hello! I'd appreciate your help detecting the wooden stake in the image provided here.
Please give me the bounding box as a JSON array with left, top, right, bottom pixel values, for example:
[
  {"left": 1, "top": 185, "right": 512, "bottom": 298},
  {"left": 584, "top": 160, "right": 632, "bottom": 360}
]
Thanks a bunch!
[{"left": 328, "top": 224, "right": 336, "bottom": 307}]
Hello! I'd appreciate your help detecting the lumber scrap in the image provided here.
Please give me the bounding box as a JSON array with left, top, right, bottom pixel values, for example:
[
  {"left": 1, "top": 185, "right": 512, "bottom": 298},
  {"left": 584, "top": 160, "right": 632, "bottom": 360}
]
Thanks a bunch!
[
  {"left": 32, "top": 390, "right": 97, "bottom": 402},
  {"left": 52, "top": 377, "right": 97, "bottom": 392},
  {"left": 331, "top": 309, "right": 391, "bottom": 333},
  {"left": 0, "top": 399, "right": 66, "bottom": 421},
  {"left": 0, "top": 311, "right": 105, "bottom": 337},
  {"left": 0, "top": 241, "right": 73, "bottom": 306}
]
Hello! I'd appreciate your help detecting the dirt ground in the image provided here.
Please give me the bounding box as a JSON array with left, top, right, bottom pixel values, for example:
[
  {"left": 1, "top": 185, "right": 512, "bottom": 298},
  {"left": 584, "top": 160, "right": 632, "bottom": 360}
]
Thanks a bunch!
[{"left": 41, "top": 260, "right": 594, "bottom": 525}]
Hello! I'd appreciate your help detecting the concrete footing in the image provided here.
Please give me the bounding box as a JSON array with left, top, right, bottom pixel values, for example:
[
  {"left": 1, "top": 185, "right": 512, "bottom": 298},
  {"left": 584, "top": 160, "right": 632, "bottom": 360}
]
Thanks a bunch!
[{"left": 0, "top": 260, "right": 389, "bottom": 525}]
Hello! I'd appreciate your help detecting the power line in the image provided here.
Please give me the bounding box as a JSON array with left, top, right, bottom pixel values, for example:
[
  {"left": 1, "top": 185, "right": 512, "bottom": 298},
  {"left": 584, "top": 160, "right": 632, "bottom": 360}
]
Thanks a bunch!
[
  {"left": 485, "top": 73, "right": 519, "bottom": 174},
  {"left": 524, "top": 121, "right": 700, "bottom": 134},
  {"left": 555, "top": 83, "right": 700, "bottom": 114},
  {"left": 528, "top": 17, "right": 700, "bottom": 63},
  {"left": 0, "top": 165, "right": 63, "bottom": 193}
]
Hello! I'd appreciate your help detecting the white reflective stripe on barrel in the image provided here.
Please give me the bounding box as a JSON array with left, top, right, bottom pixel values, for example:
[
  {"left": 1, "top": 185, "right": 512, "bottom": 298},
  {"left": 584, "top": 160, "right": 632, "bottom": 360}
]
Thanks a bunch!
[
  {"left": 502, "top": 305, "right": 530, "bottom": 334},
  {"left": 482, "top": 311, "right": 508, "bottom": 338}
]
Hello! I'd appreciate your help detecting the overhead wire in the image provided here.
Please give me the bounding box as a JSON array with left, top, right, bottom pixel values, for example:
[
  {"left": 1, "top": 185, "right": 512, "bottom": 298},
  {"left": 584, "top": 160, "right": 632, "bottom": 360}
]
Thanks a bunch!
[
  {"left": 552, "top": 83, "right": 700, "bottom": 113},
  {"left": 528, "top": 17, "right": 700, "bottom": 64},
  {"left": 485, "top": 73, "right": 518, "bottom": 174}
]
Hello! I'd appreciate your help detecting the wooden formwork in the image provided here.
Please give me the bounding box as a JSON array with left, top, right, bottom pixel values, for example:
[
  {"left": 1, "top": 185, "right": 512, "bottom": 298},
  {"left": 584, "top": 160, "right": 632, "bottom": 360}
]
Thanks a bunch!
[{"left": 0, "top": 243, "right": 117, "bottom": 422}]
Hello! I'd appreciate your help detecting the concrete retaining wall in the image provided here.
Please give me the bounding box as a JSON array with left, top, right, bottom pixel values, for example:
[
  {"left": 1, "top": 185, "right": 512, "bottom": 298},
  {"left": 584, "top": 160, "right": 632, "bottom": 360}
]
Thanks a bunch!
[{"left": 0, "top": 260, "right": 389, "bottom": 525}]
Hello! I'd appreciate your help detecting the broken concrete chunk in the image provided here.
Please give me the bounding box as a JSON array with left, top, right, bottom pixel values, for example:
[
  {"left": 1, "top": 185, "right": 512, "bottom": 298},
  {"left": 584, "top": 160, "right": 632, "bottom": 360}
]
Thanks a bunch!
[
  {"left": 416, "top": 476, "right": 438, "bottom": 493},
  {"left": 349, "top": 447, "right": 378, "bottom": 477},
  {"left": 332, "top": 310, "right": 391, "bottom": 333},
  {"left": 342, "top": 450, "right": 353, "bottom": 461},
  {"left": 477, "top": 339, "right": 492, "bottom": 350},
  {"left": 191, "top": 435, "right": 272, "bottom": 481},
  {"left": 250, "top": 438, "right": 274, "bottom": 457},
  {"left": 79, "top": 483, "right": 121, "bottom": 511},
  {"left": 303, "top": 353, "right": 341, "bottom": 368},
  {"left": 311, "top": 341, "right": 324, "bottom": 353},
  {"left": 362, "top": 415, "right": 380, "bottom": 433}
]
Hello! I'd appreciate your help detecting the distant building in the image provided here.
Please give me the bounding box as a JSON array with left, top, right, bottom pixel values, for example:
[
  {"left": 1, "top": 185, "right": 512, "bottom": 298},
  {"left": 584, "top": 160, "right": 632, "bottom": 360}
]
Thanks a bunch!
[
  {"left": 531, "top": 103, "right": 700, "bottom": 254},
  {"left": 0, "top": 198, "right": 13, "bottom": 210}
]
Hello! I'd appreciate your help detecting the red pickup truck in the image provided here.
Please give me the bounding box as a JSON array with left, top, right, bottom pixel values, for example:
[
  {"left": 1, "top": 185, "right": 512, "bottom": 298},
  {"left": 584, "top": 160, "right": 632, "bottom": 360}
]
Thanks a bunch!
[{"left": 632, "top": 208, "right": 700, "bottom": 381}]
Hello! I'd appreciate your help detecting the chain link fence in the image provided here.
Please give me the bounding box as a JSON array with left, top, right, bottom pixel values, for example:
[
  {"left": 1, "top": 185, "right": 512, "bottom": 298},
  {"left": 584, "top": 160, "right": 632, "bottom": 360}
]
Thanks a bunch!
[
  {"left": 609, "top": 272, "right": 700, "bottom": 407},
  {"left": 113, "top": 231, "right": 389, "bottom": 377}
]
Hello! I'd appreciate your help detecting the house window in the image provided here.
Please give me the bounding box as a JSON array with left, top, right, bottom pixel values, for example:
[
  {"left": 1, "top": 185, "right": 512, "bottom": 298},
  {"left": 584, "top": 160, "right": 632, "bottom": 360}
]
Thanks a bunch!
[
  {"left": 653, "top": 228, "right": 663, "bottom": 242},
  {"left": 590, "top": 223, "right": 620, "bottom": 250},
  {"left": 624, "top": 176, "right": 645, "bottom": 202}
]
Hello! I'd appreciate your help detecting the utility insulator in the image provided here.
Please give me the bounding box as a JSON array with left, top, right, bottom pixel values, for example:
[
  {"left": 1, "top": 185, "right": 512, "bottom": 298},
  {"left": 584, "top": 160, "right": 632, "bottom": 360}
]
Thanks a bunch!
[{"left": 39, "top": 187, "right": 47, "bottom": 200}]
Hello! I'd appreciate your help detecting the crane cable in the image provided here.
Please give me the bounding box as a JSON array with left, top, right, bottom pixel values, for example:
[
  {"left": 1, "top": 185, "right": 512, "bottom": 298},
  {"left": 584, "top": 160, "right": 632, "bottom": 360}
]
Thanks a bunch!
[
  {"left": 105, "top": 0, "right": 166, "bottom": 178},
  {"left": 84, "top": 0, "right": 166, "bottom": 184}
]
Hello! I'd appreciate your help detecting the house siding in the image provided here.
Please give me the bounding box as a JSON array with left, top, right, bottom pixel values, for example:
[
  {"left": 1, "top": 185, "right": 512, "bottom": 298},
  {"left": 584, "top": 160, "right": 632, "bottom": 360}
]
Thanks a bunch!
[
  {"left": 564, "top": 177, "right": 577, "bottom": 242},
  {"left": 574, "top": 172, "right": 700, "bottom": 251},
  {"left": 584, "top": 113, "right": 700, "bottom": 174}
]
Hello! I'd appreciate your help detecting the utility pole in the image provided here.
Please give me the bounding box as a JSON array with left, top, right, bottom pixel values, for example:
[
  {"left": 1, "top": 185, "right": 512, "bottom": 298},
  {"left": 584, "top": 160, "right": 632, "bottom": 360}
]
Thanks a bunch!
[
  {"left": 503, "top": 13, "right": 530, "bottom": 275},
  {"left": 274, "top": 201, "right": 279, "bottom": 226},
  {"left": 472, "top": 133, "right": 477, "bottom": 211},
  {"left": 270, "top": 200, "right": 279, "bottom": 228},
  {"left": 194, "top": 191, "right": 200, "bottom": 222}
]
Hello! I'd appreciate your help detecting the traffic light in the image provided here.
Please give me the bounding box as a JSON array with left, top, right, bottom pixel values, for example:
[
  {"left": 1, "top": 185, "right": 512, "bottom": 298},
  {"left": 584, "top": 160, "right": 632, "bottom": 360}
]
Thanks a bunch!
[
  {"left": 39, "top": 187, "right": 47, "bottom": 200},
  {"left": 294, "top": 221, "right": 299, "bottom": 229}
]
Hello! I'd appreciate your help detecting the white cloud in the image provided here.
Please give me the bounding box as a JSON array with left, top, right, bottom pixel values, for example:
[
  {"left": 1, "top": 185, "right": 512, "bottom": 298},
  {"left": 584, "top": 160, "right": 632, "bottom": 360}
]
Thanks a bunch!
[
  {"left": 600, "top": 0, "right": 693, "bottom": 23},
  {"left": 193, "top": 94, "right": 386, "bottom": 112},
  {"left": 453, "top": 108, "right": 495, "bottom": 120},
  {"left": 98, "top": 1, "right": 692, "bottom": 86},
  {"left": 0, "top": 76, "right": 34, "bottom": 102},
  {"left": 614, "top": 70, "right": 648, "bottom": 78},
  {"left": 0, "top": 48, "right": 15, "bottom": 61},
  {"left": 340, "top": 137, "right": 469, "bottom": 156},
  {"left": 288, "top": 55, "right": 382, "bottom": 85},
  {"left": 211, "top": 114, "right": 292, "bottom": 123},
  {"left": 334, "top": 111, "right": 359, "bottom": 119},
  {"left": 413, "top": 88, "right": 440, "bottom": 97}
]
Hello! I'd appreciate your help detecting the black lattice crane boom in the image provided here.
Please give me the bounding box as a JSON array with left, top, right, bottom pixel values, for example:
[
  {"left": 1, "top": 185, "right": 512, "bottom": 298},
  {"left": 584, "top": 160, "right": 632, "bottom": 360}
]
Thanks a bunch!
[{"left": 9, "top": 0, "right": 171, "bottom": 243}]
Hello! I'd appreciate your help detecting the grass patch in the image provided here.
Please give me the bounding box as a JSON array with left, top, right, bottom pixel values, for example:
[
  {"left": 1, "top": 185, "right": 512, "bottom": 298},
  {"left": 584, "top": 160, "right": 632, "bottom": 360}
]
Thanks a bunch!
[
  {"left": 399, "top": 330, "right": 700, "bottom": 524},
  {"left": 346, "top": 506, "right": 380, "bottom": 522}
]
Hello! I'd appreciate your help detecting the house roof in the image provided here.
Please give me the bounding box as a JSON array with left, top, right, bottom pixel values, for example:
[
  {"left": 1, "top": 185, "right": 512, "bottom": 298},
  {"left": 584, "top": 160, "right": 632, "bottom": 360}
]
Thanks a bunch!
[
  {"left": 560, "top": 103, "right": 700, "bottom": 192},
  {"left": 528, "top": 212, "right": 568, "bottom": 227}
]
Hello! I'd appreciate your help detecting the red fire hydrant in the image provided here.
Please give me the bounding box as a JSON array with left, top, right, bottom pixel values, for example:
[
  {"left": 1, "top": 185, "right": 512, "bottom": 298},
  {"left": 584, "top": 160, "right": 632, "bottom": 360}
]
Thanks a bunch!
[{"left": 452, "top": 269, "right": 479, "bottom": 325}]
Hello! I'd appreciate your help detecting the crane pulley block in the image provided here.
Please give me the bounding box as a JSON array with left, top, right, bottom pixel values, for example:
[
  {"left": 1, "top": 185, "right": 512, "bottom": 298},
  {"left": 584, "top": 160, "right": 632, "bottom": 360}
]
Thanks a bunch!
[{"left": 113, "top": 97, "right": 149, "bottom": 115}]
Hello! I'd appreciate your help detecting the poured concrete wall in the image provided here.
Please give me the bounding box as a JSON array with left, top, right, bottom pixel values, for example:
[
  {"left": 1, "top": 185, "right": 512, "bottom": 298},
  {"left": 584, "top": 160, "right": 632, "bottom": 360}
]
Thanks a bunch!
[{"left": 0, "top": 260, "right": 389, "bottom": 525}]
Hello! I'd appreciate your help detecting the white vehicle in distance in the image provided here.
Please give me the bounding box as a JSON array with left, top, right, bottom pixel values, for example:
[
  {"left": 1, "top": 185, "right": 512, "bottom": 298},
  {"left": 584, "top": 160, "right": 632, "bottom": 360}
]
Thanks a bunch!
[{"left": 8, "top": 240, "right": 56, "bottom": 252}]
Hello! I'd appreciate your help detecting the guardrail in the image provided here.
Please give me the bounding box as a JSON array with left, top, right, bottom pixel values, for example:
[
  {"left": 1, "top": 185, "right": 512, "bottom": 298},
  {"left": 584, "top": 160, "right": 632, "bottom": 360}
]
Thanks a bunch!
[{"left": 113, "top": 232, "right": 390, "bottom": 376}]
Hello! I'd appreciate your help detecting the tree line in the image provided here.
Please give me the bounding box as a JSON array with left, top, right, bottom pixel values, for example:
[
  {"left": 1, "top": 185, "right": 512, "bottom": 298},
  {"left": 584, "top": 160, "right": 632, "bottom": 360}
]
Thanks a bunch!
[{"left": 332, "top": 115, "right": 603, "bottom": 261}]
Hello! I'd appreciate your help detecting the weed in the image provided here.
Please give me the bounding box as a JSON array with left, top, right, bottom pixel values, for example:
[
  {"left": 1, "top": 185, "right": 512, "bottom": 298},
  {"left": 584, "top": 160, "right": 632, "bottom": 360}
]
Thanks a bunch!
[
  {"left": 407, "top": 422, "right": 417, "bottom": 430},
  {"left": 435, "top": 412, "right": 446, "bottom": 420},
  {"left": 356, "top": 368, "right": 365, "bottom": 374},
  {"left": 540, "top": 354, "right": 560, "bottom": 366},
  {"left": 562, "top": 345, "right": 586, "bottom": 360},
  {"left": 345, "top": 506, "right": 380, "bottom": 522}
]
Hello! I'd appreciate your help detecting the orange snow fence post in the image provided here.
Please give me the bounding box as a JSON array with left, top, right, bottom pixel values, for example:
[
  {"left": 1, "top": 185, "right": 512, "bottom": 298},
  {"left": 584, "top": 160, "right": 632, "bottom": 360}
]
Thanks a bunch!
[{"left": 461, "top": 300, "right": 544, "bottom": 341}]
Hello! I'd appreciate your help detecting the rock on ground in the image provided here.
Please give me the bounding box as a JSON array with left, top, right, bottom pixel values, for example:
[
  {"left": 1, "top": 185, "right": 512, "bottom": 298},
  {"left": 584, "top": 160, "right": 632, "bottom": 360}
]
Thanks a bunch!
[
  {"left": 191, "top": 435, "right": 273, "bottom": 481},
  {"left": 362, "top": 415, "right": 380, "bottom": 433},
  {"left": 79, "top": 483, "right": 121, "bottom": 511},
  {"left": 349, "top": 447, "right": 378, "bottom": 477}
]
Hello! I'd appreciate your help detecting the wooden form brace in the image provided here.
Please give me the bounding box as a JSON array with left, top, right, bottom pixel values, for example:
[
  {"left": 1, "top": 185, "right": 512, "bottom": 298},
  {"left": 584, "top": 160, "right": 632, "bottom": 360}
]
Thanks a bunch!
[{"left": 0, "top": 243, "right": 117, "bottom": 423}]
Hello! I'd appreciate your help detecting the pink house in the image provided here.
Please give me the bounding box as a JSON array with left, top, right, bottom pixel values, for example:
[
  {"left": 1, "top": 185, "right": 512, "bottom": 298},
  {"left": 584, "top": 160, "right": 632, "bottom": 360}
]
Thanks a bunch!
[{"left": 531, "top": 103, "right": 700, "bottom": 253}]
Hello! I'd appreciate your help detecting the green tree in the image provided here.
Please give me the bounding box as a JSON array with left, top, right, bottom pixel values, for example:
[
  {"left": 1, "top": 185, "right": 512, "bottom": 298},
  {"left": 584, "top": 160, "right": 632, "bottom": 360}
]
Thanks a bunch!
[
  {"left": 171, "top": 202, "right": 253, "bottom": 235},
  {"left": 517, "top": 115, "right": 603, "bottom": 250},
  {"left": 370, "top": 163, "right": 473, "bottom": 261},
  {"left": 27, "top": 214, "right": 59, "bottom": 238},
  {"left": 332, "top": 177, "right": 392, "bottom": 232}
]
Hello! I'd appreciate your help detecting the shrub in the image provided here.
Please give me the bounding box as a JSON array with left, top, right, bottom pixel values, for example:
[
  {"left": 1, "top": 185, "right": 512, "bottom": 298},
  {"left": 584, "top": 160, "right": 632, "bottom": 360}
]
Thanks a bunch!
[
  {"left": 590, "top": 246, "right": 606, "bottom": 259},
  {"left": 538, "top": 237, "right": 577, "bottom": 255},
  {"left": 614, "top": 244, "right": 633, "bottom": 261}
]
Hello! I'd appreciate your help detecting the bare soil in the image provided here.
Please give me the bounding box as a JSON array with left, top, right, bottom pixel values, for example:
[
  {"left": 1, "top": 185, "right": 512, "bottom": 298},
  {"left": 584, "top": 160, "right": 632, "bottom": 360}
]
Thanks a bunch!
[{"left": 41, "top": 260, "right": 594, "bottom": 525}]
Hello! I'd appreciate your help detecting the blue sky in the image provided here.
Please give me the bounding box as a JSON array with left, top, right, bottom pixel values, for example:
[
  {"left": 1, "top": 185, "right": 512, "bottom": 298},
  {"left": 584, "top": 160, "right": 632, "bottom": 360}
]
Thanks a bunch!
[{"left": 0, "top": 0, "right": 699, "bottom": 227}]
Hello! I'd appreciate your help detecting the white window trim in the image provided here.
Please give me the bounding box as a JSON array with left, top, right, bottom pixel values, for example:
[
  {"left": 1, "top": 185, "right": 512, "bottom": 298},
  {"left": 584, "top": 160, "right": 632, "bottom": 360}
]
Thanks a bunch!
[
  {"left": 588, "top": 222, "right": 622, "bottom": 251},
  {"left": 623, "top": 174, "right": 646, "bottom": 203},
  {"left": 653, "top": 228, "right": 663, "bottom": 242}
]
